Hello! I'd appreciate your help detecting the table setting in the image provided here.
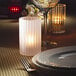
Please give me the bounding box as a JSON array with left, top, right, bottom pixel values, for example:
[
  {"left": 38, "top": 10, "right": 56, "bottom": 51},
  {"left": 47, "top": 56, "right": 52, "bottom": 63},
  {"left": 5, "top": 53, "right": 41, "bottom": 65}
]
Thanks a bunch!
[
  {"left": 19, "top": 46, "right": 76, "bottom": 76},
  {"left": 19, "top": 0, "right": 76, "bottom": 76},
  {"left": 1, "top": 0, "right": 76, "bottom": 76},
  {"left": 0, "top": 46, "right": 76, "bottom": 76}
]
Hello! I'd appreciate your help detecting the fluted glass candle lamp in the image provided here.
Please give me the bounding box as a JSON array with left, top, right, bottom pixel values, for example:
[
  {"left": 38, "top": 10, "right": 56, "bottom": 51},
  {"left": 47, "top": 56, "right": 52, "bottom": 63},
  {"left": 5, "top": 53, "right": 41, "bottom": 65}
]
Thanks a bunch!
[
  {"left": 19, "top": 17, "right": 41, "bottom": 56},
  {"left": 51, "top": 4, "right": 66, "bottom": 34}
]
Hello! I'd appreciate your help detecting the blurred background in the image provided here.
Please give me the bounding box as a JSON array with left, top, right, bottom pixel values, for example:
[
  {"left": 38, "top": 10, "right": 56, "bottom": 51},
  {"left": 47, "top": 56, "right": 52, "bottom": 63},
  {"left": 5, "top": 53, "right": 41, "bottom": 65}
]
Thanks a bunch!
[
  {"left": 0, "top": 0, "right": 76, "bottom": 18},
  {"left": 0, "top": 0, "right": 76, "bottom": 48},
  {"left": 59, "top": 0, "right": 76, "bottom": 16}
]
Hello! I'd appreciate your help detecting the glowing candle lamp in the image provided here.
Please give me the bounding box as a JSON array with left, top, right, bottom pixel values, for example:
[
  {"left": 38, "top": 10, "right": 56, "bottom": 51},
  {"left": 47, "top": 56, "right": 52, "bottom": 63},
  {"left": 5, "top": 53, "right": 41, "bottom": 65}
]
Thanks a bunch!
[
  {"left": 51, "top": 4, "right": 66, "bottom": 34},
  {"left": 19, "top": 17, "right": 41, "bottom": 56}
]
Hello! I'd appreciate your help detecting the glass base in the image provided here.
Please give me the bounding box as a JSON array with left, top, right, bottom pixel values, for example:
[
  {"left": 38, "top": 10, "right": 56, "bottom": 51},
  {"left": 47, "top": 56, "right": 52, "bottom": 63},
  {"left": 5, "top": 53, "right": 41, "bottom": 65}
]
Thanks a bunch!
[
  {"left": 42, "top": 41, "right": 58, "bottom": 49},
  {"left": 52, "top": 30, "right": 65, "bottom": 34}
]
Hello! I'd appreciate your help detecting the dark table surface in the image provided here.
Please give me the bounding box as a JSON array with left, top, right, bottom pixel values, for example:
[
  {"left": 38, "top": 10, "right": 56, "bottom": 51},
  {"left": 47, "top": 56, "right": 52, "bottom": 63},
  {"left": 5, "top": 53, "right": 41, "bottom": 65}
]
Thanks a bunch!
[
  {"left": 0, "top": 16, "right": 76, "bottom": 48},
  {"left": 0, "top": 15, "right": 76, "bottom": 76}
]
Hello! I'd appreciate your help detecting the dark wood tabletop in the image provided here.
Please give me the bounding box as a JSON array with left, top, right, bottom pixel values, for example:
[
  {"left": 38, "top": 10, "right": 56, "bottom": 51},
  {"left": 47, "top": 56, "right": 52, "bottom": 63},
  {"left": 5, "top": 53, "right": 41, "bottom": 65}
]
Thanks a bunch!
[
  {"left": 0, "top": 16, "right": 76, "bottom": 76},
  {"left": 0, "top": 16, "right": 76, "bottom": 48}
]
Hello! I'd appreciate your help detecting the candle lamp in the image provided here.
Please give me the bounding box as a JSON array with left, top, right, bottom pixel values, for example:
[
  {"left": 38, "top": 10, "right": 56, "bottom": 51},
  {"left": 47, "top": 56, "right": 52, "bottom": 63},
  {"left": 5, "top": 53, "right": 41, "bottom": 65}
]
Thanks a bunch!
[
  {"left": 19, "top": 16, "right": 41, "bottom": 56},
  {"left": 51, "top": 4, "right": 66, "bottom": 34}
]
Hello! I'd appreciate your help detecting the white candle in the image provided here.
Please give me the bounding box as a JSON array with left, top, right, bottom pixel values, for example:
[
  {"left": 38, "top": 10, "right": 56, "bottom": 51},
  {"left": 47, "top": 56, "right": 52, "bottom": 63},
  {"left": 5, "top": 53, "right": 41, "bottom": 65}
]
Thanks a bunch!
[{"left": 19, "top": 16, "right": 41, "bottom": 56}]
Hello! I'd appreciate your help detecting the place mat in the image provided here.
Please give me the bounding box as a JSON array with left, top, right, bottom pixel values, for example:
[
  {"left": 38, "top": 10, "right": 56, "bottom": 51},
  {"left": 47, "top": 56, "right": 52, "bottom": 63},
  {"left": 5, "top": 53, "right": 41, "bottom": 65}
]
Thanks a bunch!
[{"left": 0, "top": 47, "right": 29, "bottom": 76}]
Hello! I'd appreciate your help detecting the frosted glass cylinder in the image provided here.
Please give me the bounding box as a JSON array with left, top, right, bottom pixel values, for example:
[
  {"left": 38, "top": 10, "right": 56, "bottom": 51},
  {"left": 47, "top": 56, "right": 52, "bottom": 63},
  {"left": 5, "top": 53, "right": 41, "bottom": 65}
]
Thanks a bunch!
[{"left": 19, "top": 17, "right": 41, "bottom": 56}]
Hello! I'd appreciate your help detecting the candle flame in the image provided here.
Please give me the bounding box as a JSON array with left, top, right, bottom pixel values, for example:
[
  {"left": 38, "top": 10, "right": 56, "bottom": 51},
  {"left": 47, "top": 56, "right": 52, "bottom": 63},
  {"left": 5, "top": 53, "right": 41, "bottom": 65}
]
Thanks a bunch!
[
  {"left": 54, "top": 16, "right": 62, "bottom": 24},
  {"left": 27, "top": 35, "right": 34, "bottom": 45}
]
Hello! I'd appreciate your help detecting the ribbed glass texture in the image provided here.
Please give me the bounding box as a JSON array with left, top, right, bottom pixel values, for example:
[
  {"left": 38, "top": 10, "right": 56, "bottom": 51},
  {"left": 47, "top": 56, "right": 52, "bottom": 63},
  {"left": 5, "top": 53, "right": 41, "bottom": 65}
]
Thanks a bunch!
[
  {"left": 51, "top": 4, "right": 66, "bottom": 34},
  {"left": 19, "top": 17, "right": 41, "bottom": 56}
]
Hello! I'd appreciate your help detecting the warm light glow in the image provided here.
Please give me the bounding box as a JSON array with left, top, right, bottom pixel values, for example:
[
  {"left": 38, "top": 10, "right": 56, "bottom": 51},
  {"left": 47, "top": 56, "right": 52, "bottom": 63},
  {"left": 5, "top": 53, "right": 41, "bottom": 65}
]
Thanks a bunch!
[
  {"left": 64, "top": 16, "right": 66, "bottom": 20},
  {"left": 27, "top": 35, "right": 34, "bottom": 45},
  {"left": 54, "top": 16, "right": 62, "bottom": 24},
  {"left": 51, "top": 4, "right": 66, "bottom": 34},
  {"left": 19, "top": 17, "right": 41, "bottom": 56}
]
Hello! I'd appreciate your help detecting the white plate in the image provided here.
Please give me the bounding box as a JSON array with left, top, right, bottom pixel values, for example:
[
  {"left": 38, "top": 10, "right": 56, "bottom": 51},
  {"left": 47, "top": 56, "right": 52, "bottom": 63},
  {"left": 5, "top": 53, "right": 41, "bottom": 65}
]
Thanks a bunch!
[{"left": 32, "top": 46, "right": 76, "bottom": 69}]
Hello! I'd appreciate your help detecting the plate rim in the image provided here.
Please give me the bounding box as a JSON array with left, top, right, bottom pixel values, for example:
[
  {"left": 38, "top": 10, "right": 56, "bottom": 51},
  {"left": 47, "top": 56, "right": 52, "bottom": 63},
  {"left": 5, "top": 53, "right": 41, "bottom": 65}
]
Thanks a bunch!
[{"left": 32, "top": 46, "right": 76, "bottom": 69}]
